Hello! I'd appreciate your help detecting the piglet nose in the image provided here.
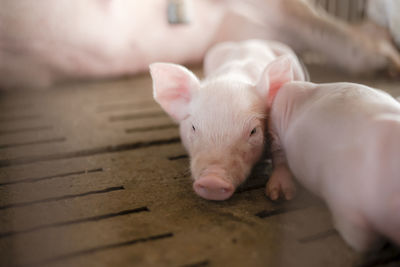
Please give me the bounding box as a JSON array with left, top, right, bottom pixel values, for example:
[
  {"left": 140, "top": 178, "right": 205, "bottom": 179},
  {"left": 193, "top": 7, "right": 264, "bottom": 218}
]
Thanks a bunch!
[{"left": 193, "top": 175, "right": 234, "bottom": 201}]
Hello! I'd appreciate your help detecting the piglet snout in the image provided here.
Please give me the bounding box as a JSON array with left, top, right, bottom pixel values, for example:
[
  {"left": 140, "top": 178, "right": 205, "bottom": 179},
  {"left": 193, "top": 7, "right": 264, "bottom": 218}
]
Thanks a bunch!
[{"left": 193, "top": 175, "right": 234, "bottom": 201}]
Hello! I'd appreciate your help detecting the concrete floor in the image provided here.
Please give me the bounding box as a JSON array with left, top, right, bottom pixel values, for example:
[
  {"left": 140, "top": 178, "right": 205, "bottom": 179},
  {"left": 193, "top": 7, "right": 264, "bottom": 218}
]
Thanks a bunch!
[{"left": 0, "top": 65, "right": 399, "bottom": 267}]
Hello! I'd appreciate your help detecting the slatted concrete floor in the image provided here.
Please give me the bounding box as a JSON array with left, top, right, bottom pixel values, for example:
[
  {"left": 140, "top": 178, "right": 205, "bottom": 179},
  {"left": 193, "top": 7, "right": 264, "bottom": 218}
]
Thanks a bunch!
[{"left": 0, "top": 67, "right": 399, "bottom": 267}]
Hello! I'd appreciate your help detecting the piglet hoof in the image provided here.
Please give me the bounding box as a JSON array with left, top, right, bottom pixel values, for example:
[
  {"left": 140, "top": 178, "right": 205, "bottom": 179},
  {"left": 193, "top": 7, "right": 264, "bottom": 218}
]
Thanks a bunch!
[
  {"left": 193, "top": 175, "right": 234, "bottom": 201},
  {"left": 265, "top": 165, "right": 297, "bottom": 201},
  {"left": 266, "top": 184, "right": 296, "bottom": 201}
]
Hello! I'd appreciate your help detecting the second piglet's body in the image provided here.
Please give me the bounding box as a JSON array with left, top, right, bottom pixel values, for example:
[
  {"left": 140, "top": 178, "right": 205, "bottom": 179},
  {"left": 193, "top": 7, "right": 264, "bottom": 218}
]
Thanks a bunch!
[
  {"left": 150, "top": 39, "right": 305, "bottom": 200},
  {"left": 268, "top": 79, "right": 400, "bottom": 251}
]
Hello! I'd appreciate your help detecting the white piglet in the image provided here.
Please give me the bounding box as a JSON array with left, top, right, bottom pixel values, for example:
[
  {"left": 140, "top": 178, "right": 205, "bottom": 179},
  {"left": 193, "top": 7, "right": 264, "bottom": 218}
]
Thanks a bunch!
[
  {"left": 267, "top": 75, "right": 400, "bottom": 250},
  {"left": 150, "top": 40, "right": 305, "bottom": 200}
]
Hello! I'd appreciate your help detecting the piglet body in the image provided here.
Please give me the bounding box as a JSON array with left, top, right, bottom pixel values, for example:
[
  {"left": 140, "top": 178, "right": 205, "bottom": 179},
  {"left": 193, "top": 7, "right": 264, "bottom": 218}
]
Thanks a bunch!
[
  {"left": 150, "top": 39, "right": 305, "bottom": 200},
  {"left": 269, "top": 80, "right": 400, "bottom": 250}
]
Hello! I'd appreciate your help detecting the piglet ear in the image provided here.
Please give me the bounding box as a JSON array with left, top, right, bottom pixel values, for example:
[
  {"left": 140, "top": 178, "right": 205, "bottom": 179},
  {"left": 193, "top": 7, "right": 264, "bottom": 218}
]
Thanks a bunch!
[
  {"left": 150, "top": 63, "right": 200, "bottom": 121},
  {"left": 257, "top": 56, "right": 294, "bottom": 107}
]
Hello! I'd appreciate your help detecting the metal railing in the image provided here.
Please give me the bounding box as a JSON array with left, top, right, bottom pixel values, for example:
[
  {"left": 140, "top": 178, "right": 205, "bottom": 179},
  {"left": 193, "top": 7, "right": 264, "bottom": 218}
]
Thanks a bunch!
[{"left": 313, "top": 0, "right": 368, "bottom": 22}]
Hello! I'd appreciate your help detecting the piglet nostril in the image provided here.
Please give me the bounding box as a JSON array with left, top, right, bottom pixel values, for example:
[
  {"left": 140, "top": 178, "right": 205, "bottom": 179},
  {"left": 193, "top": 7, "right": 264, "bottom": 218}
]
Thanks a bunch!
[{"left": 193, "top": 174, "right": 234, "bottom": 201}]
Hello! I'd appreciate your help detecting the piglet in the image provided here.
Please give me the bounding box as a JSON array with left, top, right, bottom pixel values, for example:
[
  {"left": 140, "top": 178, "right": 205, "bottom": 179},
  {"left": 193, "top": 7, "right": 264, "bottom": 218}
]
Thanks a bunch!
[
  {"left": 267, "top": 66, "right": 400, "bottom": 250},
  {"left": 150, "top": 39, "right": 305, "bottom": 200}
]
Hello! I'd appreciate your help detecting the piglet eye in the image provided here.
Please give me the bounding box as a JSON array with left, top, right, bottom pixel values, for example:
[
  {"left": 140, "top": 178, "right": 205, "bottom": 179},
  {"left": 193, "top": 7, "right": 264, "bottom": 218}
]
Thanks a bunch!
[
  {"left": 250, "top": 128, "right": 257, "bottom": 136},
  {"left": 192, "top": 125, "right": 196, "bottom": 132}
]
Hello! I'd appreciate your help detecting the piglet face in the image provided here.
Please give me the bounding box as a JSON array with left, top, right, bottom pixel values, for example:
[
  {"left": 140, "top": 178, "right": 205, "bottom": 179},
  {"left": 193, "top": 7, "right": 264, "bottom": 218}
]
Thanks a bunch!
[
  {"left": 150, "top": 63, "right": 267, "bottom": 200},
  {"left": 181, "top": 81, "right": 266, "bottom": 200},
  {"left": 150, "top": 56, "right": 295, "bottom": 200}
]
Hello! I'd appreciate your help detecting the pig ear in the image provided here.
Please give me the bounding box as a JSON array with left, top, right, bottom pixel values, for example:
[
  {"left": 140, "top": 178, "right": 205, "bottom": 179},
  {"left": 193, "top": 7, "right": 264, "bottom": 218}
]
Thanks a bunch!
[
  {"left": 150, "top": 63, "right": 200, "bottom": 121},
  {"left": 256, "top": 56, "right": 294, "bottom": 106}
]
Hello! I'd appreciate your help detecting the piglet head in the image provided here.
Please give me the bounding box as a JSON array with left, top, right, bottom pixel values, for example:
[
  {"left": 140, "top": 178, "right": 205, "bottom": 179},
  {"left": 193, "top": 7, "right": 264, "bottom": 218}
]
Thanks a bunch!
[{"left": 149, "top": 57, "right": 294, "bottom": 201}]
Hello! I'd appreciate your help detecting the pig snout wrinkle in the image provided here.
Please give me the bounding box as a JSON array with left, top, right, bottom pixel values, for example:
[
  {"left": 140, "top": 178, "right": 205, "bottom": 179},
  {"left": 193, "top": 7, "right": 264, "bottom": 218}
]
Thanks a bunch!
[{"left": 193, "top": 175, "right": 234, "bottom": 201}]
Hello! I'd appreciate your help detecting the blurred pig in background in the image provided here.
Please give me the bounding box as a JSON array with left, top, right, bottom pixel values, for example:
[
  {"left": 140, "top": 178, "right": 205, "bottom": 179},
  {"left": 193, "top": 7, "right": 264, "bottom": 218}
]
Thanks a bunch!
[{"left": 1, "top": 0, "right": 400, "bottom": 89}]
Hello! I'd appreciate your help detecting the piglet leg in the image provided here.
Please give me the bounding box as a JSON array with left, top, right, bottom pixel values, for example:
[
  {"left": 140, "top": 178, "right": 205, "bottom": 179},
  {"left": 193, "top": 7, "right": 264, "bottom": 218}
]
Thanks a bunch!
[
  {"left": 266, "top": 127, "right": 297, "bottom": 201},
  {"left": 266, "top": 163, "right": 297, "bottom": 201}
]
